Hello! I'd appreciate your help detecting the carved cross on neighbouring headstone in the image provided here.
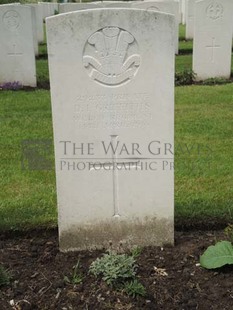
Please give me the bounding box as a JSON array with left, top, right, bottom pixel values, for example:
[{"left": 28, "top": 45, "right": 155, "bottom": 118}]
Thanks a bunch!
[
  {"left": 7, "top": 43, "right": 23, "bottom": 80},
  {"left": 206, "top": 37, "right": 220, "bottom": 63}
]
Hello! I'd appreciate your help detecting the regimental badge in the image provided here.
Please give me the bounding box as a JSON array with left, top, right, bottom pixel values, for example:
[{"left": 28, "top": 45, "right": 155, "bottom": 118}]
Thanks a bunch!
[
  {"left": 83, "top": 27, "right": 140, "bottom": 87},
  {"left": 206, "top": 2, "right": 223, "bottom": 20}
]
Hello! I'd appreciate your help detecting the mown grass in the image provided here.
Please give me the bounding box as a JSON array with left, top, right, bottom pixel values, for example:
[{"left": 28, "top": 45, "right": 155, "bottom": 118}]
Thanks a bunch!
[
  {"left": 175, "top": 84, "right": 233, "bottom": 220},
  {"left": 0, "top": 90, "right": 57, "bottom": 230}
]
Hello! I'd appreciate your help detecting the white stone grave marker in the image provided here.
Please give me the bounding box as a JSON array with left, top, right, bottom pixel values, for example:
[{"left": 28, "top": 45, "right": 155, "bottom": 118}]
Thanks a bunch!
[
  {"left": 193, "top": 0, "right": 233, "bottom": 80},
  {"left": 46, "top": 8, "right": 174, "bottom": 251},
  {"left": 0, "top": 5, "right": 37, "bottom": 86},
  {"left": 132, "top": 0, "right": 180, "bottom": 54},
  {"left": 28, "top": 4, "right": 44, "bottom": 44},
  {"left": 185, "top": 0, "right": 195, "bottom": 39}
]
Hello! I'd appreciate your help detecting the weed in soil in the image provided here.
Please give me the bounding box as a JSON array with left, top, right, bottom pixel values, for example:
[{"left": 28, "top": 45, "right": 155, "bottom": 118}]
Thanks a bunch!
[
  {"left": 0, "top": 265, "right": 10, "bottom": 287},
  {"left": 89, "top": 251, "right": 145, "bottom": 298}
]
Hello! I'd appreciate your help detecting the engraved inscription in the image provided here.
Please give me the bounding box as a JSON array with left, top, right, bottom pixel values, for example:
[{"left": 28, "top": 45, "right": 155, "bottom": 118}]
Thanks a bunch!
[
  {"left": 73, "top": 93, "right": 152, "bottom": 129},
  {"left": 3, "top": 10, "right": 21, "bottom": 31},
  {"left": 83, "top": 27, "right": 140, "bottom": 87},
  {"left": 206, "top": 2, "right": 223, "bottom": 20}
]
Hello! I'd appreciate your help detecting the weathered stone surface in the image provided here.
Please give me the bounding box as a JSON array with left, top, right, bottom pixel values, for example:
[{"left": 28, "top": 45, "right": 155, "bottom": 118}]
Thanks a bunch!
[
  {"left": 47, "top": 9, "right": 174, "bottom": 251},
  {"left": 0, "top": 5, "right": 37, "bottom": 86},
  {"left": 193, "top": 0, "right": 233, "bottom": 80}
]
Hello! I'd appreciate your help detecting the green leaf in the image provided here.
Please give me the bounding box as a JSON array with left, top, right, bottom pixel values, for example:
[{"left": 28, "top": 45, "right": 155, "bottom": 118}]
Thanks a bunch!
[{"left": 200, "top": 241, "right": 233, "bottom": 269}]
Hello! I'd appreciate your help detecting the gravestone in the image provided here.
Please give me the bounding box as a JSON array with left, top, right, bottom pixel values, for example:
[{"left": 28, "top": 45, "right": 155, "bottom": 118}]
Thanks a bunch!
[
  {"left": 28, "top": 5, "right": 39, "bottom": 56},
  {"left": 39, "top": 2, "right": 58, "bottom": 19},
  {"left": 0, "top": 5, "right": 36, "bottom": 86},
  {"left": 98, "top": 1, "right": 132, "bottom": 8},
  {"left": 177, "top": 0, "right": 182, "bottom": 23},
  {"left": 185, "top": 0, "right": 195, "bottom": 39},
  {"left": 46, "top": 8, "right": 174, "bottom": 251},
  {"left": 59, "top": 2, "right": 132, "bottom": 14},
  {"left": 59, "top": 3, "right": 100, "bottom": 14},
  {"left": 132, "top": 0, "right": 179, "bottom": 54},
  {"left": 181, "top": 0, "right": 186, "bottom": 24},
  {"left": 193, "top": 0, "right": 233, "bottom": 80},
  {"left": 28, "top": 4, "right": 44, "bottom": 43}
]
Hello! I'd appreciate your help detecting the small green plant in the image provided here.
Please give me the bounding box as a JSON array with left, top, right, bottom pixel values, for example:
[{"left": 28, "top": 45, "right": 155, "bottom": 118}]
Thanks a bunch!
[
  {"left": 200, "top": 224, "right": 233, "bottom": 269},
  {"left": 123, "top": 279, "right": 146, "bottom": 298},
  {"left": 89, "top": 252, "right": 136, "bottom": 286},
  {"left": 224, "top": 224, "right": 233, "bottom": 242},
  {"left": 131, "top": 246, "right": 142, "bottom": 258},
  {"left": 200, "top": 241, "right": 233, "bottom": 269},
  {"left": 201, "top": 77, "right": 232, "bottom": 85},
  {"left": 64, "top": 260, "right": 83, "bottom": 285},
  {"left": 175, "top": 69, "right": 196, "bottom": 86},
  {"left": 0, "top": 265, "right": 10, "bottom": 287},
  {"left": 89, "top": 251, "right": 146, "bottom": 298}
]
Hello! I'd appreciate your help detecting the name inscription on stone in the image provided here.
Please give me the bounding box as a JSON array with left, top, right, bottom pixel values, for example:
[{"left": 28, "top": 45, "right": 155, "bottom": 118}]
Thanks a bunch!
[{"left": 73, "top": 93, "right": 152, "bottom": 129}]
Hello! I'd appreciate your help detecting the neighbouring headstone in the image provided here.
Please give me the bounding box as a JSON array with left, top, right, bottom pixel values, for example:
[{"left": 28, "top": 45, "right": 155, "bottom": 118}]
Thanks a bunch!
[
  {"left": 132, "top": 0, "right": 179, "bottom": 54},
  {"left": 39, "top": 2, "right": 58, "bottom": 19},
  {"left": 27, "top": 5, "right": 39, "bottom": 56},
  {"left": 59, "top": 2, "right": 100, "bottom": 14},
  {"left": 59, "top": 2, "right": 132, "bottom": 14},
  {"left": 98, "top": 1, "right": 132, "bottom": 8},
  {"left": 181, "top": 0, "right": 186, "bottom": 24},
  {"left": 177, "top": 0, "right": 182, "bottom": 23},
  {"left": 0, "top": 5, "right": 37, "bottom": 86},
  {"left": 193, "top": 0, "right": 233, "bottom": 80},
  {"left": 28, "top": 4, "right": 44, "bottom": 43},
  {"left": 46, "top": 8, "right": 175, "bottom": 251},
  {"left": 185, "top": 0, "right": 195, "bottom": 39}
]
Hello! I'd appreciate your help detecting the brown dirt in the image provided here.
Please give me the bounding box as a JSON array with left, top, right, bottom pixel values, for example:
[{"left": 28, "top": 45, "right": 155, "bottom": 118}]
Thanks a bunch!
[{"left": 0, "top": 229, "right": 233, "bottom": 310}]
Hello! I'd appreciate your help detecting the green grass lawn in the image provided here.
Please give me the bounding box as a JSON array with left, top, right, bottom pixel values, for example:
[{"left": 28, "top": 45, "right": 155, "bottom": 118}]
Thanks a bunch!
[
  {"left": 0, "top": 84, "right": 233, "bottom": 230},
  {"left": 0, "top": 90, "right": 57, "bottom": 230},
  {"left": 175, "top": 84, "right": 233, "bottom": 220}
]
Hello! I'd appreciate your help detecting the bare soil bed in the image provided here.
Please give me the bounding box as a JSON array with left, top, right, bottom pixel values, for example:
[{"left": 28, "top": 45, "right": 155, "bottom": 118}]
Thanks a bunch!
[{"left": 0, "top": 229, "right": 233, "bottom": 310}]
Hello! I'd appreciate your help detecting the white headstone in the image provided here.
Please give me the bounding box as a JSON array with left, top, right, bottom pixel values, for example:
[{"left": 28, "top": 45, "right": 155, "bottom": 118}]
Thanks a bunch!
[
  {"left": 185, "top": 0, "right": 194, "bottom": 39},
  {"left": 39, "top": 2, "right": 57, "bottom": 19},
  {"left": 46, "top": 8, "right": 174, "bottom": 251},
  {"left": 0, "top": 5, "right": 37, "bottom": 87},
  {"left": 59, "top": 3, "right": 100, "bottom": 14},
  {"left": 193, "top": 0, "right": 233, "bottom": 80},
  {"left": 132, "top": 0, "right": 179, "bottom": 54},
  {"left": 27, "top": 5, "right": 39, "bottom": 57},
  {"left": 177, "top": 0, "right": 182, "bottom": 23},
  {"left": 28, "top": 4, "right": 44, "bottom": 44},
  {"left": 181, "top": 0, "right": 186, "bottom": 24},
  {"left": 98, "top": 1, "right": 132, "bottom": 8},
  {"left": 59, "top": 2, "right": 132, "bottom": 14}
]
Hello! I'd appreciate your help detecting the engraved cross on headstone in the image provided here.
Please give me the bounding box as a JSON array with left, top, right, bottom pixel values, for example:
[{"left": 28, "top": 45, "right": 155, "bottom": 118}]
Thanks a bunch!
[
  {"left": 107, "top": 135, "right": 141, "bottom": 218},
  {"left": 206, "top": 37, "right": 220, "bottom": 63},
  {"left": 90, "top": 135, "right": 141, "bottom": 218}
]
